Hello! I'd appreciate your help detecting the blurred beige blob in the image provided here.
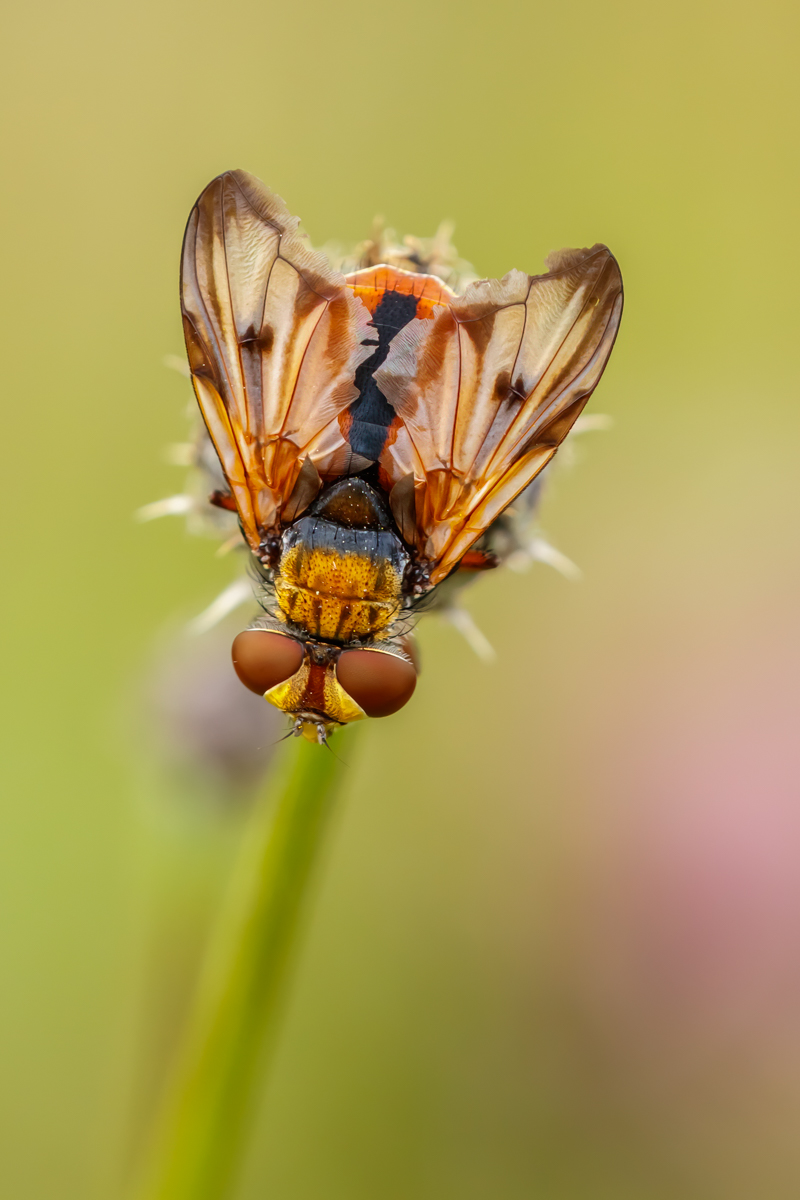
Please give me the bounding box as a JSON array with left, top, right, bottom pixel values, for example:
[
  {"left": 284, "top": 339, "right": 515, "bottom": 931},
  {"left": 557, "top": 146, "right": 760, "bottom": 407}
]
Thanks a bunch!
[{"left": 141, "top": 623, "right": 282, "bottom": 805}]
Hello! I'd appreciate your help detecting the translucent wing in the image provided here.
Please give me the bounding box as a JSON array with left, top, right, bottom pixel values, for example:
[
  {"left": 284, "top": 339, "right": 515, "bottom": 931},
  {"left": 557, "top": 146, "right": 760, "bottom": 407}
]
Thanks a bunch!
[
  {"left": 180, "top": 170, "right": 373, "bottom": 554},
  {"left": 374, "top": 246, "right": 623, "bottom": 584}
]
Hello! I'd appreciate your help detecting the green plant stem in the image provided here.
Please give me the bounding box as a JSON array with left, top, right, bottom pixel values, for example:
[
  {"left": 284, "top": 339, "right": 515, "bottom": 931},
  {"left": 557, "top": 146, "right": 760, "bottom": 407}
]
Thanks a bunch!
[{"left": 136, "top": 733, "right": 355, "bottom": 1200}]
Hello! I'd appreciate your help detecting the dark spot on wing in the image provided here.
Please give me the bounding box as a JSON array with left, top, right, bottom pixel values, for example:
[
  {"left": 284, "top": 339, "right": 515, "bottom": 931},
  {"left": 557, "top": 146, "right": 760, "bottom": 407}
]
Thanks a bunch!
[
  {"left": 493, "top": 370, "right": 528, "bottom": 405},
  {"left": 239, "top": 323, "right": 274, "bottom": 354},
  {"left": 494, "top": 370, "right": 511, "bottom": 403},
  {"left": 461, "top": 312, "right": 495, "bottom": 355},
  {"left": 182, "top": 317, "right": 221, "bottom": 386},
  {"left": 294, "top": 279, "right": 328, "bottom": 321}
]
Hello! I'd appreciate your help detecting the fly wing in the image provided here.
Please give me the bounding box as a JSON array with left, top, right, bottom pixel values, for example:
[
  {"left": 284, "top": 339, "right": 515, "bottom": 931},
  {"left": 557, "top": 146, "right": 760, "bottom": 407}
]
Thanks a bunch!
[
  {"left": 180, "top": 170, "right": 373, "bottom": 553},
  {"left": 374, "top": 245, "right": 623, "bottom": 584}
]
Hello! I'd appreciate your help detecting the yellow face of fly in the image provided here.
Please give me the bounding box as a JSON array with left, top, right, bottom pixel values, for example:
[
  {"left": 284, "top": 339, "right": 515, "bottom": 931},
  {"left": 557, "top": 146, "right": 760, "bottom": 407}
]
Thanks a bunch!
[{"left": 264, "top": 652, "right": 366, "bottom": 726}]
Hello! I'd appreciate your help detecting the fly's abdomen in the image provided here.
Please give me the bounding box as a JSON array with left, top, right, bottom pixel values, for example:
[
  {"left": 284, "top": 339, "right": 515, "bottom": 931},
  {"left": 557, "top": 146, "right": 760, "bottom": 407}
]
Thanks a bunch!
[
  {"left": 275, "top": 545, "right": 400, "bottom": 640},
  {"left": 275, "top": 514, "right": 408, "bottom": 642}
]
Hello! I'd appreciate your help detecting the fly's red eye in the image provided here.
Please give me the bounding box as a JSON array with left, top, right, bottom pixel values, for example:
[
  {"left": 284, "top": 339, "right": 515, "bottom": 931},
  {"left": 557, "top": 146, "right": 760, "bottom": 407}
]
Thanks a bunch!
[
  {"left": 231, "top": 631, "right": 304, "bottom": 695},
  {"left": 336, "top": 650, "right": 417, "bottom": 718}
]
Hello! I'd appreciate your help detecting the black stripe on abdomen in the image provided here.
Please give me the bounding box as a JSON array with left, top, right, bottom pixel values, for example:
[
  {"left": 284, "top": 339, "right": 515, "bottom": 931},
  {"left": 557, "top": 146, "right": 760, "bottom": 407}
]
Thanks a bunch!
[{"left": 346, "top": 290, "right": 418, "bottom": 462}]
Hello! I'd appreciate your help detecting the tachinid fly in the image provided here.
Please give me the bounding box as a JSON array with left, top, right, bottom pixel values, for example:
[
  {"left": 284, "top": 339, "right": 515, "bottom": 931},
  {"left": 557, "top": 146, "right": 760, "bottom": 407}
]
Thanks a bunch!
[{"left": 175, "top": 170, "right": 623, "bottom": 743}]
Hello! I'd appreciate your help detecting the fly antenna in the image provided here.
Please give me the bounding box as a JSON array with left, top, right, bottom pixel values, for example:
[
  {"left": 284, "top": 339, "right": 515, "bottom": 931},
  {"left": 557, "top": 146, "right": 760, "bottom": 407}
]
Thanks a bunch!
[
  {"left": 319, "top": 728, "right": 347, "bottom": 766},
  {"left": 271, "top": 729, "right": 296, "bottom": 747}
]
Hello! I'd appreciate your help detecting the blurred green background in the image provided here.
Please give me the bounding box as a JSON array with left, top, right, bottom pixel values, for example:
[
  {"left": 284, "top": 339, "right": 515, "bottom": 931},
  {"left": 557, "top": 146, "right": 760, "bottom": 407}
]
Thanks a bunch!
[{"left": 3, "top": 0, "right": 800, "bottom": 1196}]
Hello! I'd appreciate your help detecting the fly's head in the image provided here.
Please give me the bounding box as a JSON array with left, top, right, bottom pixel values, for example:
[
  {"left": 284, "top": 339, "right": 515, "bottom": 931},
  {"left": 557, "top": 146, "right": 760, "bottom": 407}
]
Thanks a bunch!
[{"left": 231, "top": 629, "right": 417, "bottom": 739}]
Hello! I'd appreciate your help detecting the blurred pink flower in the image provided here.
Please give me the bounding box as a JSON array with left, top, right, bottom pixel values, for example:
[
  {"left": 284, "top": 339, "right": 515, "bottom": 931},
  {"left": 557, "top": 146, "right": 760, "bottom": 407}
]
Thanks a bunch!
[{"left": 570, "top": 617, "right": 800, "bottom": 1086}]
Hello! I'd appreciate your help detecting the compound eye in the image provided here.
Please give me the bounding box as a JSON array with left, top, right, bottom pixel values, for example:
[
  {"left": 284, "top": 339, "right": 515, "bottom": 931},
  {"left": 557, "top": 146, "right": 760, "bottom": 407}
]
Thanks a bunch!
[
  {"left": 336, "top": 649, "right": 417, "bottom": 718},
  {"left": 231, "top": 631, "right": 304, "bottom": 695}
]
